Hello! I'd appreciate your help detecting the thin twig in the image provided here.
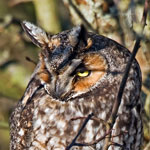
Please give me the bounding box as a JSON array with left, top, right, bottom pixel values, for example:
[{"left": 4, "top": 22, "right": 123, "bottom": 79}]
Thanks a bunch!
[
  {"left": 74, "top": 129, "right": 112, "bottom": 147},
  {"left": 25, "top": 56, "right": 37, "bottom": 65},
  {"left": 67, "top": 116, "right": 125, "bottom": 148},
  {"left": 70, "top": 130, "right": 128, "bottom": 147},
  {"left": 68, "top": 0, "right": 97, "bottom": 33},
  {"left": 66, "top": 113, "right": 94, "bottom": 150},
  {"left": 141, "top": 0, "right": 150, "bottom": 26},
  {"left": 71, "top": 116, "right": 108, "bottom": 126}
]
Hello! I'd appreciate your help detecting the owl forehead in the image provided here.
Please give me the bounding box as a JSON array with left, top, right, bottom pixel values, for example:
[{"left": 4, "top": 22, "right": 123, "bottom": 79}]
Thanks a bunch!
[
  {"left": 44, "top": 32, "right": 83, "bottom": 70},
  {"left": 49, "top": 46, "right": 74, "bottom": 70},
  {"left": 48, "top": 26, "right": 82, "bottom": 49},
  {"left": 49, "top": 30, "right": 70, "bottom": 47}
]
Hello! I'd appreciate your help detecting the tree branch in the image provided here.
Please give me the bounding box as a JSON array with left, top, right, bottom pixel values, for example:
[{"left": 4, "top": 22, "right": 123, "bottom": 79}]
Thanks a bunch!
[{"left": 104, "top": 0, "right": 149, "bottom": 149}]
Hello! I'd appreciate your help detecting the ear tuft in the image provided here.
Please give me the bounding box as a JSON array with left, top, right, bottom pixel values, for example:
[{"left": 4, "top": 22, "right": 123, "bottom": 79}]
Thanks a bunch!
[
  {"left": 21, "top": 21, "right": 50, "bottom": 48},
  {"left": 69, "top": 25, "right": 88, "bottom": 47}
]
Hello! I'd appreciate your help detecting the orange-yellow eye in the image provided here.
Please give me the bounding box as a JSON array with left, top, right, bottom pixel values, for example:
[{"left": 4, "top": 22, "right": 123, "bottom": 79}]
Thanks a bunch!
[{"left": 77, "top": 71, "right": 90, "bottom": 77}]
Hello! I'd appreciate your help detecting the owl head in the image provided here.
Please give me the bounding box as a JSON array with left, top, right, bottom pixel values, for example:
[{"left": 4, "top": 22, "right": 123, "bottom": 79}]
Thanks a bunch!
[{"left": 22, "top": 21, "right": 141, "bottom": 103}]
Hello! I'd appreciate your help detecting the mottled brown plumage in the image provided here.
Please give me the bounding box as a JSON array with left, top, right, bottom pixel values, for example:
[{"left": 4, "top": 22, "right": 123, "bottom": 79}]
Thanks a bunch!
[{"left": 10, "top": 21, "right": 142, "bottom": 150}]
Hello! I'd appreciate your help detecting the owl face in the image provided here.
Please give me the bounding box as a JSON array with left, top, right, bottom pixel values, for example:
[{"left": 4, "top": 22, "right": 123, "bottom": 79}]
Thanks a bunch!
[{"left": 22, "top": 22, "right": 108, "bottom": 101}]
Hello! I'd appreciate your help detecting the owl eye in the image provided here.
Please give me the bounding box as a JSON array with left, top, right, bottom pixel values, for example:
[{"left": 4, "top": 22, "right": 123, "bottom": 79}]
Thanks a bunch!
[{"left": 77, "top": 70, "right": 91, "bottom": 77}]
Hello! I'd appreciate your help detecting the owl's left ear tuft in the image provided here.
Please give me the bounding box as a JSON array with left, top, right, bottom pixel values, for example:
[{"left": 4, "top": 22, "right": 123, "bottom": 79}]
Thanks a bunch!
[
  {"left": 69, "top": 25, "right": 88, "bottom": 47},
  {"left": 21, "top": 21, "right": 50, "bottom": 48},
  {"left": 79, "top": 25, "right": 88, "bottom": 45}
]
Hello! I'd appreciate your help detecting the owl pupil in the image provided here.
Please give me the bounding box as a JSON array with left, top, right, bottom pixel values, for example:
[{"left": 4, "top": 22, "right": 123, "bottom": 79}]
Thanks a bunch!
[{"left": 80, "top": 71, "right": 84, "bottom": 73}]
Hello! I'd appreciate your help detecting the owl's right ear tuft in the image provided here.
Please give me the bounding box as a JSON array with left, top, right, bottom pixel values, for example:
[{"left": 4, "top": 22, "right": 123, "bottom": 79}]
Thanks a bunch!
[
  {"left": 21, "top": 21, "right": 50, "bottom": 48},
  {"left": 69, "top": 25, "right": 88, "bottom": 48},
  {"left": 78, "top": 25, "right": 88, "bottom": 46}
]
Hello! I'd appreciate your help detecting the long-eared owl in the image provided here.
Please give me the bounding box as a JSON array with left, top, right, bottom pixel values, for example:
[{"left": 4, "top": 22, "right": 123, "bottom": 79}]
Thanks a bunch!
[{"left": 10, "top": 21, "right": 142, "bottom": 150}]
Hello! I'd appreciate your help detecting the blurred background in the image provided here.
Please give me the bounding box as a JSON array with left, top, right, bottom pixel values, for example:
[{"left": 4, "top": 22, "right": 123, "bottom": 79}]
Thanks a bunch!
[{"left": 0, "top": 0, "right": 150, "bottom": 150}]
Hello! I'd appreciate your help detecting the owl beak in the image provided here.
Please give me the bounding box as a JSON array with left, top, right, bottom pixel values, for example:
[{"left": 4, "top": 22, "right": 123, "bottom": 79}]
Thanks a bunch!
[
  {"left": 54, "top": 86, "right": 69, "bottom": 101},
  {"left": 55, "top": 87, "right": 64, "bottom": 99},
  {"left": 53, "top": 76, "right": 74, "bottom": 101}
]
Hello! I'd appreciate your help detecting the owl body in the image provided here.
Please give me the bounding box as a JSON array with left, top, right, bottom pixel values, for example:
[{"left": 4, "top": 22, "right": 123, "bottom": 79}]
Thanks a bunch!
[{"left": 10, "top": 22, "right": 142, "bottom": 150}]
